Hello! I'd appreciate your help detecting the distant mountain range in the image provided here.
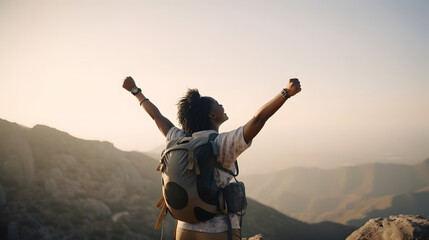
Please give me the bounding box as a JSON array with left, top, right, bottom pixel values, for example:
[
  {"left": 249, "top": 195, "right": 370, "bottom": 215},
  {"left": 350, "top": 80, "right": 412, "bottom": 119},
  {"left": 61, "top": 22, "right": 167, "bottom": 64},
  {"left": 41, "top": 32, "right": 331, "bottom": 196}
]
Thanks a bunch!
[
  {"left": 0, "top": 118, "right": 355, "bottom": 240},
  {"left": 242, "top": 157, "right": 429, "bottom": 227}
]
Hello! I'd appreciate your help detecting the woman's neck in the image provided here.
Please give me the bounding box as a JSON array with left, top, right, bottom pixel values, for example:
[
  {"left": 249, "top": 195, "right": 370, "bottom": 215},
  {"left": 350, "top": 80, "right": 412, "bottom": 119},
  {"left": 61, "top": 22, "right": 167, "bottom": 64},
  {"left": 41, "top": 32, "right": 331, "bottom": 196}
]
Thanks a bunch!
[{"left": 209, "top": 122, "right": 220, "bottom": 132}]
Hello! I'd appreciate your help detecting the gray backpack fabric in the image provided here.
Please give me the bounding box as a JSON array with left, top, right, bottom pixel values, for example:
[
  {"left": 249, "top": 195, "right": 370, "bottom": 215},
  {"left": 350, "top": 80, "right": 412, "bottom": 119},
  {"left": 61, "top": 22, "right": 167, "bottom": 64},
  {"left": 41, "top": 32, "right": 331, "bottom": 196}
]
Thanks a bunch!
[{"left": 155, "top": 133, "right": 223, "bottom": 228}]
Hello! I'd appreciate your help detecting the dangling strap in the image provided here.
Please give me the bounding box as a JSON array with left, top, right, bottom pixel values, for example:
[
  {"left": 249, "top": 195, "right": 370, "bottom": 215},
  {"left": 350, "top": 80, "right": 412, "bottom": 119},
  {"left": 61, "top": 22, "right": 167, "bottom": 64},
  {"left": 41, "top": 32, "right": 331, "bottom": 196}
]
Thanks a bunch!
[
  {"left": 217, "top": 160, "right": 239, "bottom": 177},
  {"left": 160, "top": 216, "right": 165, "bottom": 240},
  {"left": 226, "top": 215, "right": 232, "bottom": 240},
  {"left": 155, "top": 196, "right": 167, "bottom": 230},
  {"left": 239, "top": 215, "right": 243, "bottom": 239},
  {"left": 156, "top": 160, "right": 163, "bottom": 172},
  {"left": 217, "top": 189, "right": 227, "bottom": 214},
  {"left": 157, "top": 148, "right": 168, "bottom": 172},
  {"left": 234, "top": 160, "right": 239, "bottom": 176},
  {"left": 156, "top": 195, "right": 165, "bottom": 209}
]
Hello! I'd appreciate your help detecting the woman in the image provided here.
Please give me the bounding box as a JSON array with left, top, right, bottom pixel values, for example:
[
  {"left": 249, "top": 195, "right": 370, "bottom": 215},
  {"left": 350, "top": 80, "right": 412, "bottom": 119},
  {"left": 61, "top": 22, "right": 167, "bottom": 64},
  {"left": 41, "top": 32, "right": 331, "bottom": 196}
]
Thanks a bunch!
[{"left": 122, "top": 76, "right": 301, "bottom": 240}]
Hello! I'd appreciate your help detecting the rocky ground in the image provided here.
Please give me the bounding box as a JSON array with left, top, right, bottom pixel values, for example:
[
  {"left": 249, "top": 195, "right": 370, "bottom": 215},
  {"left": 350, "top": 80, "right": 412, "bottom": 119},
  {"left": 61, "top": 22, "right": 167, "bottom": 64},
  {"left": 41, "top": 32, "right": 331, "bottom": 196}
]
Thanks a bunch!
[{"left": 346, "top": 214, "right": 429, "bottom": 240}]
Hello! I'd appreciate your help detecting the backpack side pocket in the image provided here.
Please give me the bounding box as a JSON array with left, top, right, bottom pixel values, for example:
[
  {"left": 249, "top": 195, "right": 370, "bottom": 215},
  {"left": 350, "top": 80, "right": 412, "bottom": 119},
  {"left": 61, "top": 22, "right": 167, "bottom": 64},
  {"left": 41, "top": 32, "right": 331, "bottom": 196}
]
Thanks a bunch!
[{"left": 223, "top": 181, "right": 247, "bottom": 214}]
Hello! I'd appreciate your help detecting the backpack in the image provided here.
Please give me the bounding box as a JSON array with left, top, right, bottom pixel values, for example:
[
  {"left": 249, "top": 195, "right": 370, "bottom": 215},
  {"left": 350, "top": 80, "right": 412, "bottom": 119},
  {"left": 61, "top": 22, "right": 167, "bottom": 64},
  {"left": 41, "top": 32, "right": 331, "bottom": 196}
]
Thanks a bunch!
[{"left": 154, "top": 133, "right": 225, "bottom": 229}]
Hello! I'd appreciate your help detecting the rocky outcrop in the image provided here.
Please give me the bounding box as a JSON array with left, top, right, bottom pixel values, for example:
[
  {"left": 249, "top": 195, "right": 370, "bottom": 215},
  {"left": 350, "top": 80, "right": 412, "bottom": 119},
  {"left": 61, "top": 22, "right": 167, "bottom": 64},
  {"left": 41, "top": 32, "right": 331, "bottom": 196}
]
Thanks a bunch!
[
  {"left": 1, "top": 136, "right": 34, "bottom": 184},
  {"left": 43, "top": 167, "right": 85, "bottom": 199},
  {"left": 101, "top": 181, "right": 127, "bottom": 202},
  {"left": 247, "top": 234, "right": 269, "bottom": 240},
  {"left": 51, "top": 154, "right": 77, "bottom": 170},
  {"left": 346, "top": 215, "right": 429, "bottom": 240},
  {"left": 112, "top": 211, "right": 130, "bottom": 222},
  {"left": 75, "top": 198, "right": 112, "bottom": 216},
  {"left": 113, "top": 159, "right": 145, "bottom": 186}
]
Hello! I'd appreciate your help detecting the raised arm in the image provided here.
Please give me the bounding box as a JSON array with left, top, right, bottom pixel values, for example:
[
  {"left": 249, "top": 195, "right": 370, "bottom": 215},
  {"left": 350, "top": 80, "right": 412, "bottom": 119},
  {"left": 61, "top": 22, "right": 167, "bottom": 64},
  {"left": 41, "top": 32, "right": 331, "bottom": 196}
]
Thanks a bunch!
[
  {"left": 122, "top": 76, "right": 174, "bottom": 137},
  {"left": 243, "top": 78, "right": 301, "bottom": 144}
]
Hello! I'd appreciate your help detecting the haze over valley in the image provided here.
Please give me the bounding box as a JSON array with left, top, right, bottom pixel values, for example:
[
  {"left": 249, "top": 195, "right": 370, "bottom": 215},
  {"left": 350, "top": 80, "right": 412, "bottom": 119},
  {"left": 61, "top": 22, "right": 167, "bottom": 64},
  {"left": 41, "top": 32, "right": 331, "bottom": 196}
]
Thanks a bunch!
[{"left": 242, "top": 159, "right": 429, "bottom": 226}]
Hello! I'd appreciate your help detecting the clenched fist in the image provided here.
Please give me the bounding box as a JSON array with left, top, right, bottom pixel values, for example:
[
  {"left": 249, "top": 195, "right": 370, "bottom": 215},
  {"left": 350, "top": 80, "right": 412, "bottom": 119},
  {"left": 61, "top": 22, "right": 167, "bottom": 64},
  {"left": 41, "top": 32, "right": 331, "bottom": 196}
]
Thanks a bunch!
[
  {"left": 286, "top": 78, "right": 302, "bottom": 97},
  {"left": 122, "top": 76, "right": 137, "bottom": 92}
]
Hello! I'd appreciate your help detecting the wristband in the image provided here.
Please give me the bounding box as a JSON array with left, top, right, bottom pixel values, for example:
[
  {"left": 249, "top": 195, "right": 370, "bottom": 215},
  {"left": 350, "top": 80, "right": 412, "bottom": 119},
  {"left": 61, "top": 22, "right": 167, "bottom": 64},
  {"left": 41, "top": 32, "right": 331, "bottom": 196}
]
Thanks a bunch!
[
  {"left": 140, "top": 98, "right": 149, "bottom": 106},
  {"left": 281, "top": 88, "right": 290, "bottom": 99}
]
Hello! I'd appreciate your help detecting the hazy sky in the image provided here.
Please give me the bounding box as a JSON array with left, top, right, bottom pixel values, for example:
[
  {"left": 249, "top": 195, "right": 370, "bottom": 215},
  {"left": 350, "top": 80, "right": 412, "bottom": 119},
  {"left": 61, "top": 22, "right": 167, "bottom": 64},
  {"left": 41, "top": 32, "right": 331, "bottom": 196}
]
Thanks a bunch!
[{"left": 1, "top": 0, "right": 428, "bottom": 174}]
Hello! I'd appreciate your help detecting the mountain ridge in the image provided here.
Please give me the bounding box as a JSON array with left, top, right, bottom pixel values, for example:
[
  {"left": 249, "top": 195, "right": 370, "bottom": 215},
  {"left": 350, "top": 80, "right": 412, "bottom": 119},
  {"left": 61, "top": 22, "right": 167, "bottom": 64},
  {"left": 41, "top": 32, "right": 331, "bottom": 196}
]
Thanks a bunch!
[
  {"left": 0, "top": 118, "right": 355, "bottom": 239},
  {"left": 242, "top": 157, "right": 429, "bottom": 226}
]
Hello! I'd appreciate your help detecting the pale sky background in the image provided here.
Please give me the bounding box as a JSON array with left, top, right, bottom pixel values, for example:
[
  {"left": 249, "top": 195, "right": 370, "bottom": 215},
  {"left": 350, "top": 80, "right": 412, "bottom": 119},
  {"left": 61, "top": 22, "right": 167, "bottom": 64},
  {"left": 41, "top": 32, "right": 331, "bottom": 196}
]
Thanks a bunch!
[{"left": 1, "top": 0, "right": 428, "bottom": 175}]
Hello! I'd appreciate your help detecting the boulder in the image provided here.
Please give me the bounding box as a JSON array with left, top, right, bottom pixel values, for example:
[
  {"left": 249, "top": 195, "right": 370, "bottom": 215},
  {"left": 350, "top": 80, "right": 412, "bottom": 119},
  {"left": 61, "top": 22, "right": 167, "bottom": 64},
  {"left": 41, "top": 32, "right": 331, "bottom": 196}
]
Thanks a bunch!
[
  {"left": 44, "top": 178, "right": 58, "bottom": 196},
  {"left": 346, "top": 214, "right": 429, "bottom": 240},
  {"left": 50, "top": 168, "right": 64, "bottom": 179},
  {"left": 103, "top": 182, "right": 127, "bottom": 202},
  {"left": 76, "top": 198, "right": 112, "bottom": 216},
  {"left": 112, "top": 211, "right": 130, "bottom": 222},
  {"left": 44, "top": 177, "right": 85, "bottom": 199},
  {"left": 113, "top": 160, "right": 144, "bottom": 186},
  {"left": 77, "top": 169, "right": 91, "bottom": 182},
  {"left": 2, "top": 155, "right": 26, "bottom": 183},
  {"left": 1, "top": 136, "right": 34, "bottom": 183},
  {"left": 247, "top": 234, "right": 269, "bottom": 240},
  {"left": 51, "top": 154, "right": 77, "bottom": 170}
]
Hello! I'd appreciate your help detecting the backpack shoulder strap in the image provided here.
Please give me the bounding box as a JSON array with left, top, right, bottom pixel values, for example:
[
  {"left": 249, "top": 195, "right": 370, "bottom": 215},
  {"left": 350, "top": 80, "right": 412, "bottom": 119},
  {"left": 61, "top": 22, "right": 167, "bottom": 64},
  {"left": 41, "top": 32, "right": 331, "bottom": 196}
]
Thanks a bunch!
[
  {"left": 208, "top": 133, "right": 219, "bottom": 156},
  {"left": 209, "top": 132, "right": 239, "bottom": 177},
  {"left": 208, "top": 132, "right": 218, "bottom": 141}
]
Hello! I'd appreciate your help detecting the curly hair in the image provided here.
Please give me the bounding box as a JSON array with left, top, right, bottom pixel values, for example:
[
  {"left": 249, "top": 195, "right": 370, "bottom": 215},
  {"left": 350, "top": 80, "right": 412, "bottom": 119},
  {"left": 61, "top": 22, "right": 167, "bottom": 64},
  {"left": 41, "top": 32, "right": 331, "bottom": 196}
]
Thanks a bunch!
[{"left": 177, "top": 89, "right": 213, "bottom": 134}]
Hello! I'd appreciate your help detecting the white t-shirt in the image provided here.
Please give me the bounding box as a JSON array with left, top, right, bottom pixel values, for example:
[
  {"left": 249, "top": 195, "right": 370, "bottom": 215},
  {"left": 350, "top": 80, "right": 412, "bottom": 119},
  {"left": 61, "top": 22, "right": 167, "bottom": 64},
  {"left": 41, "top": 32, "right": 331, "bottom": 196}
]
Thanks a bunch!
[{"left": 166, "top": 126, "right": 252, "bottom": 233}]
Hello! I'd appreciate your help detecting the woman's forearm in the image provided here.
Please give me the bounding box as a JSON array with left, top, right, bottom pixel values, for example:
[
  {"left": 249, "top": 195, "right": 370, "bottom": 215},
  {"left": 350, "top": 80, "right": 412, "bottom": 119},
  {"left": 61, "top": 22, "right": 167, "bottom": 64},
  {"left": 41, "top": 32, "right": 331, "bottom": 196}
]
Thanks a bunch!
[
  {"left": 243, "top": 92, "right": 287, "bottom": 143},
  {"left": 243, "top": 79, "right": 301, "bottom": 144},
  {"left": 135, "top": 92, "right": 158, "bottom": 119},
  {"left": 122, "top": 76, "right": 174, "bottom": 136},
  {"left": 135, "top": 92, "right": 174, "bottom": 136},
  {"left": 254, "top": 93, "right": 287, "bottom": 123}
]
